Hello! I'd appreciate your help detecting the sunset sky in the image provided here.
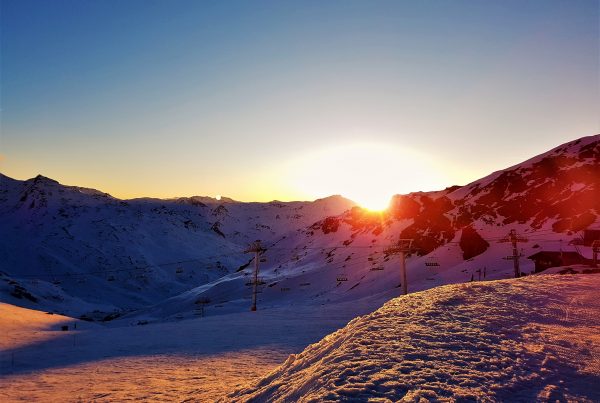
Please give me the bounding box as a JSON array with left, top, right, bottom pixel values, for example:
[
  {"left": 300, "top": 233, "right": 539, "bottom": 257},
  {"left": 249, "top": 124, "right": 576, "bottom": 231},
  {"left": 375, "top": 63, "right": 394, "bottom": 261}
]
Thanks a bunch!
[{"left": 1, "top": 0, "right": 598, "bottom": 209}]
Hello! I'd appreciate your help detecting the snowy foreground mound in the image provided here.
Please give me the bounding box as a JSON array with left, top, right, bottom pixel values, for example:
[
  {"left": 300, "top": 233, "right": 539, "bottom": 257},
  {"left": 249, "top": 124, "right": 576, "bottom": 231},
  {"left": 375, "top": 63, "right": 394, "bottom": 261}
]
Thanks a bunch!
[{"left": 230, "top": 274, "right": 600, "bottom": 402}]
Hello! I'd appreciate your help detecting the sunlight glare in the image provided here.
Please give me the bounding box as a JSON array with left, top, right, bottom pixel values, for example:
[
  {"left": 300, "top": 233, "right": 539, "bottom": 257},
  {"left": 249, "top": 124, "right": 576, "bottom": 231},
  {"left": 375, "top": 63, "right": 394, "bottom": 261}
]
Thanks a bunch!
[{"left": 285, "top": 143, "right": 451, "bottom": 210}]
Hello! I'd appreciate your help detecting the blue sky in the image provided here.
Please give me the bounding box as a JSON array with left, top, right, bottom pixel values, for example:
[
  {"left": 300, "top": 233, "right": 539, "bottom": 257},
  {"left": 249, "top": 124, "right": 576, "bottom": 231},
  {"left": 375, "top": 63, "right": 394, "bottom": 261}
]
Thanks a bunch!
[{"left": 1, "top": 0, "right": 598, "bottom": 205}]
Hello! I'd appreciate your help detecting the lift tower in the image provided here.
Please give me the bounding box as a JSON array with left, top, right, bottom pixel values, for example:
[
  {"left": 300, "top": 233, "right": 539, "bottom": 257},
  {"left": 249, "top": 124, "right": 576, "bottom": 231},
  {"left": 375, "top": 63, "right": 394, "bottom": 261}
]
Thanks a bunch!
[
  {"left": 499, "top": 229, "right": 528, "bottom": 278},
  {"left": 244, "top": 240, "right": 265, "bottom": 311},
  {"left": 385, "top": 239, "right": 415, "bottom": 296}
]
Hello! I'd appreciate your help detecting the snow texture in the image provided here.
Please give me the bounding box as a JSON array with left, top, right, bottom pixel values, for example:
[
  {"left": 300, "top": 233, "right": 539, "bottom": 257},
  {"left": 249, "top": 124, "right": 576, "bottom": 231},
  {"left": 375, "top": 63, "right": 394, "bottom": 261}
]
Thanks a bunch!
[
  {"left": 0, "top": 135, "right": 599, "bottom": 401},
  {"left": 0, "top": 300, "right": 376, "bottom": 401},
  {"left": 231, "top": 274, "right": 600, "bottom": 402}
]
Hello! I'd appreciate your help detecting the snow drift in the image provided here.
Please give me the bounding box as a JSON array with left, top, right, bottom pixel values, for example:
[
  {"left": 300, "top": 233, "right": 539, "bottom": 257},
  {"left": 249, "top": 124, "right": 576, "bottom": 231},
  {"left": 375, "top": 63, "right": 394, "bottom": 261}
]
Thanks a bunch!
[{"left": 230, "top": 274, "right": 600, "bottom": 402}]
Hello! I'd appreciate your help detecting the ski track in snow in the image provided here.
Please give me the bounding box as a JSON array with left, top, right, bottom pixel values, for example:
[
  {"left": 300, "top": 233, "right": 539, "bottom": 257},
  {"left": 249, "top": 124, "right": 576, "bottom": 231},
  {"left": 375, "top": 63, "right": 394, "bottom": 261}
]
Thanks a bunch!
[{"left": 230, "top": 274, "right": 600, "bottom": 402}]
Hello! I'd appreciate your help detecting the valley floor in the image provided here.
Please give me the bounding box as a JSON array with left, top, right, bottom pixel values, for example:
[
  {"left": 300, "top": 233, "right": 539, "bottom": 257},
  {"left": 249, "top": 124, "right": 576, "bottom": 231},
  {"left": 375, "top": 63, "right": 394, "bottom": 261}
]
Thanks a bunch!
[{"left": 0, "top": 299, "right": 378, "bottom": 402}]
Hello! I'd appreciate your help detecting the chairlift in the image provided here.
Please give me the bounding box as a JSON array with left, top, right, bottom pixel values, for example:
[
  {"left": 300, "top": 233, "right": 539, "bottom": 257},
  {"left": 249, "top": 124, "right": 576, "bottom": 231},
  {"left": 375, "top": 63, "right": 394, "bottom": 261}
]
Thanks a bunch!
[
  {"left": 425, "top": 256, "right": 440, "bottom": 267},
  {"left": 175, "top": 267, "right": 184, "bottom": 274},
  {"left": 370, "top": 266, "right": 384, "bottom": 271},
  {"left": 336, "top": 263, "right": 349, "bottom": 281}
]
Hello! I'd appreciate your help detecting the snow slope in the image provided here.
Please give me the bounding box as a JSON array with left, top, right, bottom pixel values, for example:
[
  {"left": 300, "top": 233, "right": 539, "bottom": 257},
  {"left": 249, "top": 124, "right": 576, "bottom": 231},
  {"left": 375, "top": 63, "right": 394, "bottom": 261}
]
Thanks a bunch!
[
  {"left": 134, "top": 135, "right": 599, "bottom": 323},
  {"left": 0, "top": 299, "right": 376, "bottom": 401},
  {"left": 0, "top": 303, "right": 96, "bottom": 351},
  {"left": 0, "top": 174, "right": 354, "bottom": 316},
  {"left": 1, "top": 135, "right": 598, "bottom": 322},
  {"left": 230, "top": 273, "right": 600, "bottom": 402}
]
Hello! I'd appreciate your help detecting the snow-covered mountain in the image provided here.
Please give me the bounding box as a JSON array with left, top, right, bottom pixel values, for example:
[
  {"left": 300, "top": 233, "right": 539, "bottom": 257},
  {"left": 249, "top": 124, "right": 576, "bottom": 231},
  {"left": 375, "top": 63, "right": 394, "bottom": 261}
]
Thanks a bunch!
[
  {"left": 308, "top": 134, "right": 599, "bottom": 255},
  {"left": 131, "top": 135, "right": 599, "bottom": 323},
  {"left": 0, "top": 174, "right": 354, "bottom": 317},
  {"left": 229, "top": 273, "right": 600, "bottom": 402},
  {"left": 1, "top": 134, "right": 598, "bottom": 321}
]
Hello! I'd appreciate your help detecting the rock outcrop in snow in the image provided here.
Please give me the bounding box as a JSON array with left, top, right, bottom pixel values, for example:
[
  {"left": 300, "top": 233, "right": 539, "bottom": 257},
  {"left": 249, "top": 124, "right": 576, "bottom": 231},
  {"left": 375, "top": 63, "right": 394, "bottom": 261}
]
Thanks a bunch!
[{"left": 308, "top": 134, "right": 599, "bottom": 256}]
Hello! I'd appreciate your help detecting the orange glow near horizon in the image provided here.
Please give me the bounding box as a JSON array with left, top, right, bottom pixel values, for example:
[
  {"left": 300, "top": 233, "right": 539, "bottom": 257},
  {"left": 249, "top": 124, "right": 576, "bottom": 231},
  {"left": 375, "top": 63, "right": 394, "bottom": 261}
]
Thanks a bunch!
[
  {"left": 356, "top": 195, "right": 392, "bottom": 212},
  {"left": 283, "top": 143, "right": 454, "bottom": 210},
  {"left": 2, "top": 142, "right": 461, "bottom": 205}
]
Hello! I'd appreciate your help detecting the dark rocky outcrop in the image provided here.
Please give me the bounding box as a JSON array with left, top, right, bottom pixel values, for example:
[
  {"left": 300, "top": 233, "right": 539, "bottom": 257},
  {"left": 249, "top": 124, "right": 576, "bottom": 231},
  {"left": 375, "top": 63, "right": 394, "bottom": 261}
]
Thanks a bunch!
[{"left": 459, "top": 226, "right": 490, "bottom": 260}]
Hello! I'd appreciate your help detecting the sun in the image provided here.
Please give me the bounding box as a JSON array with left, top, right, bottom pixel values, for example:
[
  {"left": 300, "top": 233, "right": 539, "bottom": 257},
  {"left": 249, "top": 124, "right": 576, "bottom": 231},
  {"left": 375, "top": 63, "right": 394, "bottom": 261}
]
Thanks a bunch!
[
  {"left": 357, "top": 195, "right": 391, "bottom": 212},
  {"left": 285, "top": 142, "right": 451, "bottom": 209}
]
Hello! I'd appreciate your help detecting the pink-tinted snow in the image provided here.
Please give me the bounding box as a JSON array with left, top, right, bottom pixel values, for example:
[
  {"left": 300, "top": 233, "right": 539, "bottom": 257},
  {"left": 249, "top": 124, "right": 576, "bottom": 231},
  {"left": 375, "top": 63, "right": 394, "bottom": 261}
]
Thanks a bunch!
[
  {"left": 0, "top": 301, "right": 374, "bottom": 401},
  {"left": 230, "top": 274, "right": 600, "bottom": 402}
]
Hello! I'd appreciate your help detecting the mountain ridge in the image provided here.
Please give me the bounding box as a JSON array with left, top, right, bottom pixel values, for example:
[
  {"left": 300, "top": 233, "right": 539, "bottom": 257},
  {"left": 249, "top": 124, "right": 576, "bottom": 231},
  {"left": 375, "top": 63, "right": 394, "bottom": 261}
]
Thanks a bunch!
[{"left": 1, "top": 134, "right": 598, "bottom": 320}]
